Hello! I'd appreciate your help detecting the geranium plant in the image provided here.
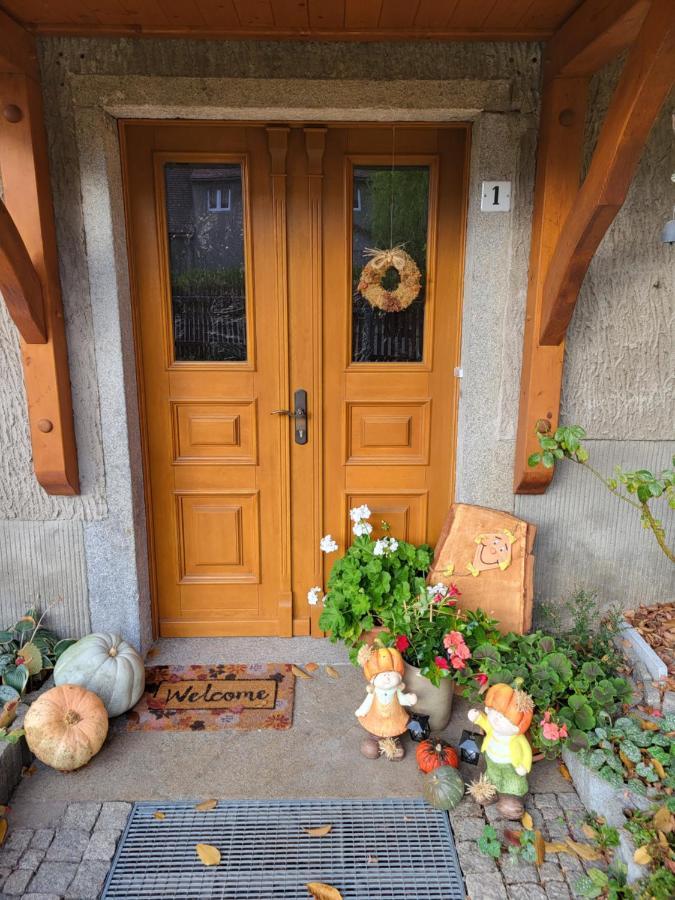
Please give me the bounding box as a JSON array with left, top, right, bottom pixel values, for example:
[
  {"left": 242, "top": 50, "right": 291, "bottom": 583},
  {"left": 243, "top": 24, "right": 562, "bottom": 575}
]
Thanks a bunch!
[
  {"left": 313, "top": 506, "right": 433, "bottom": 657},
  {"left": 0, "top": 606, "right": 74, "bottom": 702},
  {"left": 378, "top": 582, "right": 501, "bottom": 686}
]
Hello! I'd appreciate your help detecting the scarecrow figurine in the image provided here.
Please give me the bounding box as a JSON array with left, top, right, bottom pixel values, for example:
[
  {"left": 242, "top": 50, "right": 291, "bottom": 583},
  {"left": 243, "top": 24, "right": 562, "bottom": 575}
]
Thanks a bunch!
[
  {"left": 355, "top": 645, "right": 417, "bottom": 761},
  {"left": 468, "top": 683, "right": 533, "bottom": 819}
]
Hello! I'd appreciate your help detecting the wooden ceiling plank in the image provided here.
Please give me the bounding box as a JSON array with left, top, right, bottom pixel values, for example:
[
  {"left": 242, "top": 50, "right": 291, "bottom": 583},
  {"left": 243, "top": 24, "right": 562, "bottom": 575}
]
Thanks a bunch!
[
  {"left": 233, "top": 0, "right": 275, "bottom": 29},
  {"left": 308, "top": 0, "right": 345, "bottom": 29},
  {"left": 448, "top": 0, "right": 498, "bottom": 31},
  {"left": 0, "top": 9, "right": 40, "bottom": 78},
  {"left": 81, "top": 0, "right": 136, "bottom": 27},
  {"left": 481, "top": 0, "right": 536, "bottom": 29},
  {"left": 414, "top": 0, "right": 458, "bottom": 29},
  {"left": 344, "top": 0, "right": 382, "bottom": 29},
  {"left": 271, "top": 0, "right": 310, "bottom": 30},
  {"left": 378, "top": 0, "right": 421, "bottom": 30},
  {"left": 0, "top": 197, "right": 46, "bottom": 343},
  {"left": 513, "top": 75, "right": 589, "bottom": 493},
  {"left": 540, "top": 0, "right": 675, "bottom": 346},
  {"left": 157, "top": 0, "right": 207, "bottom": 28},
  {"left": 0, "top": 1, "right": 69, "bottom": 26},
  {"left": 546, "top": 0, "right": 650, "bottom": 78},
  {"left": 518, "top": 0, "right": 584, "bottom": 31},
  {"left": 0, "top": 71, "right": 79, "bottom": 493},
  {"left": 117, "top": 0, "right": 171, "bottom": 27}
]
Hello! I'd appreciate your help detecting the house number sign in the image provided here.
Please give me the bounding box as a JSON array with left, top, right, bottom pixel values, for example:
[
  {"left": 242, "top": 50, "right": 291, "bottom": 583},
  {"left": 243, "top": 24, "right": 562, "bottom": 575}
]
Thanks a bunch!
[{"left": 480, "top": 181, "right": 512, "bottom": 212}]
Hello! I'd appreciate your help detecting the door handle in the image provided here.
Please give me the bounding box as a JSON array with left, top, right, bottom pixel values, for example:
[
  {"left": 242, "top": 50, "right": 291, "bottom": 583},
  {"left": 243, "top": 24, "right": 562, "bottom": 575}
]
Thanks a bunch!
[{"left": 271, "top": 389, "right": 308, "bottom": 445}]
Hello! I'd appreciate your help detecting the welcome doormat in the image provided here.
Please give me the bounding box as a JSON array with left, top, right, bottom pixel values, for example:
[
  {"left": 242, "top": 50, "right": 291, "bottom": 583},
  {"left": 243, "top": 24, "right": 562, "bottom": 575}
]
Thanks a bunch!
[{"left": 124, "top": 664, "right": 295, "bottom": 732}]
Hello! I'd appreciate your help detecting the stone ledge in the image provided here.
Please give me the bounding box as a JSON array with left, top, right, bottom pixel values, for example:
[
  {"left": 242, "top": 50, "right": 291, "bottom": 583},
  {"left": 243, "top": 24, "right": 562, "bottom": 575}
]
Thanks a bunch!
[{"left": 0, "top": 679, "right": 53, "bottom": 805}]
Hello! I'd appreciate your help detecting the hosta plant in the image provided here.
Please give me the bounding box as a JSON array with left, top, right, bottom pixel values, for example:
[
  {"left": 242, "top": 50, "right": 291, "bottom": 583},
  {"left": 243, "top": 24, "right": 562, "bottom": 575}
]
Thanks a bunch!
[
  {"left": 576, "top": 714, "right": 675, "bottom": 797},
  {"left": 0, "top": 608, "right": 75, "bottom": 703}
]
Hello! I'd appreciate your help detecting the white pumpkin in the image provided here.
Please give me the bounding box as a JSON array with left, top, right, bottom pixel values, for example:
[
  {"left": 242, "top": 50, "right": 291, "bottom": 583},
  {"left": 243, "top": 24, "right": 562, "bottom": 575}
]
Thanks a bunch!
[{"left": 54, "top": 633, "right": 145, "bottom": 717}]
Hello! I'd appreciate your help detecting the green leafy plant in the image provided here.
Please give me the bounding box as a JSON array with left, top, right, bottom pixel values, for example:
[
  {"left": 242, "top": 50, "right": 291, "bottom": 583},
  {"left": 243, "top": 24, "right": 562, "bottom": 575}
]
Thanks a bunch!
[
  {"left": 317, "top": 507, "right": 433, "bottom": 656},
  {"left": 528, "top": 426, "right": 674, "bottom": 563},
  {"left": 462, "top": 627, "right": 632, "bottom": 754},
  {"left": 623, "top": 800, "right": 675, "bottom": 899},
  {"left": 578, "top": 714, "right": 675, "bottom": 796},
  {"left": 582, "top": 814, "right": 621, "bottom": 858},
  {"left": 0, "top": 607, "right": 74, "bottom": 702},
  {"left": 576, "top": 864, "right": 634, "bottom": 899},
  {"left": 477, "top": 824, "right": 502, "bottom": 858}
]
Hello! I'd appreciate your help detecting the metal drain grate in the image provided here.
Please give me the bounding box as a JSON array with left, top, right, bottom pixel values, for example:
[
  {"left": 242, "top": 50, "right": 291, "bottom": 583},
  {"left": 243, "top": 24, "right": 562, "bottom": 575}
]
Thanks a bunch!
[{"left": 102, "top": 798, "right": 465, "bottom": 899}]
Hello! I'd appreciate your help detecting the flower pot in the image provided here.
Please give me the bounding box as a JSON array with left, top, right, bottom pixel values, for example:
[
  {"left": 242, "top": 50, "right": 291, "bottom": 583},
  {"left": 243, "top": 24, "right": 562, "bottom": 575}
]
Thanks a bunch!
[
  {"left": 359, "top": 624, "right": 390, "bottom": 646},
  {"left": 404, "top": 663, "right": 454, "bottom": 731}
]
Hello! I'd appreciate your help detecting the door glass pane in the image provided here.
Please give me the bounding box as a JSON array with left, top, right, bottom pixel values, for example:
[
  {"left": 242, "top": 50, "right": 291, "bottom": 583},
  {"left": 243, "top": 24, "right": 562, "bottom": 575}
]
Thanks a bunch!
[
  {"left": 352, "top": 165, "right": 429, "bottom": 363},
  {"left": 164, "top": 163, "right": 247, "bottom": 362}
]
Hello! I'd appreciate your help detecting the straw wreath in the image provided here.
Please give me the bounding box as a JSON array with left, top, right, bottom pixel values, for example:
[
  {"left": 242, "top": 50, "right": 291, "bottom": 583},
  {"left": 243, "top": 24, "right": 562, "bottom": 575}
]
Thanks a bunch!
[{"left": 357, "top": 246, "right": 422, "bottom": 313}]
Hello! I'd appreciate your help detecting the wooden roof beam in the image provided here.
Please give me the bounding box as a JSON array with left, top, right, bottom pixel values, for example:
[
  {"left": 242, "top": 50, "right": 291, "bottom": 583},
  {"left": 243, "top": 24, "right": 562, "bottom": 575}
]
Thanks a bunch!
[
  {"left": 0, "top": 198, "right": 46, "bottom": 342},
  {"left": 0, "top": 9, "right": 39, "bottom": 79},
  {"left": 540, "top": 0, "right": 675, "bottom": 346},
  {"left": 546, "top": 0, "right": 650, "bottom": 78}
]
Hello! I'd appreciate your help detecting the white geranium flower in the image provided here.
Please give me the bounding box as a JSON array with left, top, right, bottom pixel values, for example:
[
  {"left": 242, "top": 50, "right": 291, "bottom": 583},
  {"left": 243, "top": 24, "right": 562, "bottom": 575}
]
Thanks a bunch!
[
  {"left": 320, "top": 534, "right": 338, "bottom": 553},
  {"left": 307, "top": 586, "right": 323, "bottom": 606},
  {"left": 373, "top": 539, "right": 386, "bottom": 556},
  {"left": 427, "top": 582, "right": 449, "bottom": 597},
  {"left": 349, "top": 504, "right": 371, "bottom": 523},
  {"left": 353, "top": 520, "right": 373, "bottom": 537},
  {"left": 387, "top": 538, "right": 399, "bottom": 553}
]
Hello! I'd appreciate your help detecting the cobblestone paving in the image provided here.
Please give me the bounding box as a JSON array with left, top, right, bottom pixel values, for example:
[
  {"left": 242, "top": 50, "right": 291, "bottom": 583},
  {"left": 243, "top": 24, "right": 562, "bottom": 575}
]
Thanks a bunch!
[
  {"left": 0, "top": 782, "right": 594, "bottom": 898},
  {"left": 451, "top": 782, "right": 600, "bottom": 899}
]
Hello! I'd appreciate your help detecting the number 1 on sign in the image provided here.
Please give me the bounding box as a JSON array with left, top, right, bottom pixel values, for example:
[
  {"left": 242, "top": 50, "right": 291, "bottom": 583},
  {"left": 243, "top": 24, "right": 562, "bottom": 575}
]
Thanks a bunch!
[{"left": 480, "top": 181, "right": 511, "bottom": 212}]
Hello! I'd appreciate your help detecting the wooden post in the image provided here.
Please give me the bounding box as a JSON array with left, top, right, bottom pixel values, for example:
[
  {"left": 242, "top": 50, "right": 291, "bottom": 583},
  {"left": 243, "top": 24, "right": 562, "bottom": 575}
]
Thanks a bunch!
[
  {"left": 0, "top": 197, "right": 46, "bottom": 343},
  {"left": 0, "top": 57, "right": 80, "bottom": 493},
  {"left": 513, "top": 76, "right": 588, "bottom": 493}
]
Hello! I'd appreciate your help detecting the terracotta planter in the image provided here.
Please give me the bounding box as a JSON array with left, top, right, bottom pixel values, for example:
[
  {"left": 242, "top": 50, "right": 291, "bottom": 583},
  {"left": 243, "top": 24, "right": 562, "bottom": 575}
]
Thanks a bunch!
[
  {"left": 404, "top": 662, "right": 454, "bottom": 731},
  {"left": 359, "top": 624, "right": 390, "bottom": 646}
]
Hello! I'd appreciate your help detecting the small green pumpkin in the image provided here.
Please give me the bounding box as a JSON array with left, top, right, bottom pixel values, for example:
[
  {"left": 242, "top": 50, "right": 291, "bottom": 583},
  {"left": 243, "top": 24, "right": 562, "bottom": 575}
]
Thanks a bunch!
[{"left": 422, "top": 765, "right": 465, "bottom": 810}]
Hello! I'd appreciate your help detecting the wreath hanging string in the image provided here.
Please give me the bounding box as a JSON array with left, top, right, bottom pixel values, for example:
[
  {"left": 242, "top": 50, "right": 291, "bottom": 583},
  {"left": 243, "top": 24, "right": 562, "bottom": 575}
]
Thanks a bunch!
[{"left": 357, "top": 245, "right": 422, "bottom": 313}]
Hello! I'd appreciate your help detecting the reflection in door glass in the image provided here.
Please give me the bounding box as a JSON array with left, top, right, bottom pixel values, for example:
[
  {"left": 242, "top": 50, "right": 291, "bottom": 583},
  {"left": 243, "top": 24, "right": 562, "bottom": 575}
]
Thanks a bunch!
[
  {"left": 164, "top": 163, "right": 247, "bottom": 362},
  {"left": 352, "top": 165, "right": 429, "bottom": 363}
]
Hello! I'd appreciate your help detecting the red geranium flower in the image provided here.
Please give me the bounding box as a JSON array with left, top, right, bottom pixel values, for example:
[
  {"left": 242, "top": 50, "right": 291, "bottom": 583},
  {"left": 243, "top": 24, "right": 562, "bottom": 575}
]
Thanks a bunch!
[
  {"left": 394, "top": 635, "right": 410, "bottom": 652},
  {"left": 448, "top": 583, "right": 462, "bottom": 598},
  {"left": 475, "top": 673, "right": 488, "bottom": 686},
  {"left": 435, "top": 655, "right": 449, "bottom": 670}
]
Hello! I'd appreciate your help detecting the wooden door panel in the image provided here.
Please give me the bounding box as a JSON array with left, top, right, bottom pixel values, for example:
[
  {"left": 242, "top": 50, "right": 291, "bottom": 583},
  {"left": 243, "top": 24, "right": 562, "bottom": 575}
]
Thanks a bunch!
[
  {"left": 121, "top": 122, "right": 288, "bottom": 637},
  {"left": 322, "top": 126, "right": 469, "bottom": 606}
]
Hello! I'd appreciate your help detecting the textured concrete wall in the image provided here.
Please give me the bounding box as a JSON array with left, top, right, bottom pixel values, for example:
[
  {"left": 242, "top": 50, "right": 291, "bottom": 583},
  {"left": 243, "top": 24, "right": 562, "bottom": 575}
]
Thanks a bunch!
[{"left": 0, "top": 38, "right": 671, "bottom": 641}]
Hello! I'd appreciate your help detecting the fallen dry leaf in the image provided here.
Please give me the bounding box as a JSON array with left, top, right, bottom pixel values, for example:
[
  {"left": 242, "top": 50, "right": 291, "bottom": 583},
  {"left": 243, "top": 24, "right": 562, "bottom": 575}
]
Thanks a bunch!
[
  {"left": 367, "top": 856, "right": 379, "bottom": 865},
  {"left": 146, "top": 646, "right": 159, "bottom": 659},
  {"left": 21, "top": 765, "right": 36, "bottom": 778},
  {"left": 303, "top": 825, "right": 332, "bottom": 837},
  {"left": 633, "top": 845, "right": 651, "bottom": 866},
  {"left": 153, "top": 811, "right": 166, "bottom": 820},
  {"left": 653, "top": 805, "right": 674, "bottom": 833},
  {"left": 565, "top": 839, "right": 602, "bottom": 861},
  {"left": 657, "top": 831, "right": 669, "bottom": 847},
  {"left": 651, "top": 757, "right": 667, "bottom": 780},
  {"left": 521, "top": 811, "right": 533, "bottom": 831},
  {"left": 638, "top": 718, "right": 660, "bottom": 732},
  {"left": 291, "top": 665, "right": 312, "bottom": 679},
  {"left": 325, "top": 666, "right": 340, "bottom": 679},
  {"left": 196, "top": 843, "right": 221, "bottom": 866},
  {"left": 504, "top": 829, "right": 521, "bottom": 847},
  {"left": 0, "top": 819, "right": 7, "bottom": 847},
  {"left": 305, "top": 662, "right": 319, "bottom": 673},
  {"left": 545, "top": 841, "right": 570, "bottom": 854},
  {"left": 195, "top": 799, "right": 218, "bottom": 812},
  {"left": 558, "top": 763, "right": 572, "bottom": 781},
  {"left": 581, "top": 824, "right": 598, "bottom": 841},
  {"left": 306, "top": 883, "right": 343, "bottom": 900},
  {"left": 534, "top": 830, "right": 545, "bottom": 866}
]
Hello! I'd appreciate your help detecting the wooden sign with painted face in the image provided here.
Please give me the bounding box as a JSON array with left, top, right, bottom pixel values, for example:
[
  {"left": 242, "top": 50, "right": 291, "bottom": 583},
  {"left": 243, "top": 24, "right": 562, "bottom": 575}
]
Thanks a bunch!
[{"left": 428, "top": 504, "right": 535, "bottom": 635}]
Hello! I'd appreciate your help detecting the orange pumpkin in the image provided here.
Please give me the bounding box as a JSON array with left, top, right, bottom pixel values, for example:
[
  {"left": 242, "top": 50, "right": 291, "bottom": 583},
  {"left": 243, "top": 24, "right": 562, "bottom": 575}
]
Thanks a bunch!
[
  {"left": 484, "top": 683, "right": 533, "bottom": 734},
  {"left": 416, "top": 738, "right": 459, "bottom": 774},
  {"left": 363, "top": 646, "right": 405, "bottom": 681},
  {"left": 24, "top": 684, "right": 108, "bottom": 771}
]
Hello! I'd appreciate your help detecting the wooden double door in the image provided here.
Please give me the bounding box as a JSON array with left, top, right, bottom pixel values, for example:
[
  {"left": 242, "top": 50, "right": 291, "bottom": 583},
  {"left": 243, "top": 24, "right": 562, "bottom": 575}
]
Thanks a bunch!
[{"left": 121, "top": 122, "right": 469, "bottom": 637}]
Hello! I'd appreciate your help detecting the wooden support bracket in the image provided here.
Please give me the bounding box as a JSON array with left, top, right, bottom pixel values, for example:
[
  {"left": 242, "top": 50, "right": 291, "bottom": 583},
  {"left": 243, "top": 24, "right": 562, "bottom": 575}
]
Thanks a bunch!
[
  {"left": 540, "top": 0, "right": 675, "bottom": 346},
  {"left": 0, "top": 67, "right": 80, "bottom": 494},
  {"left": 513, "top": 77, "right": 589, "bottom": 493},
  {"left": 0, "top": 197, "right": 46, "bottom": 343}
]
